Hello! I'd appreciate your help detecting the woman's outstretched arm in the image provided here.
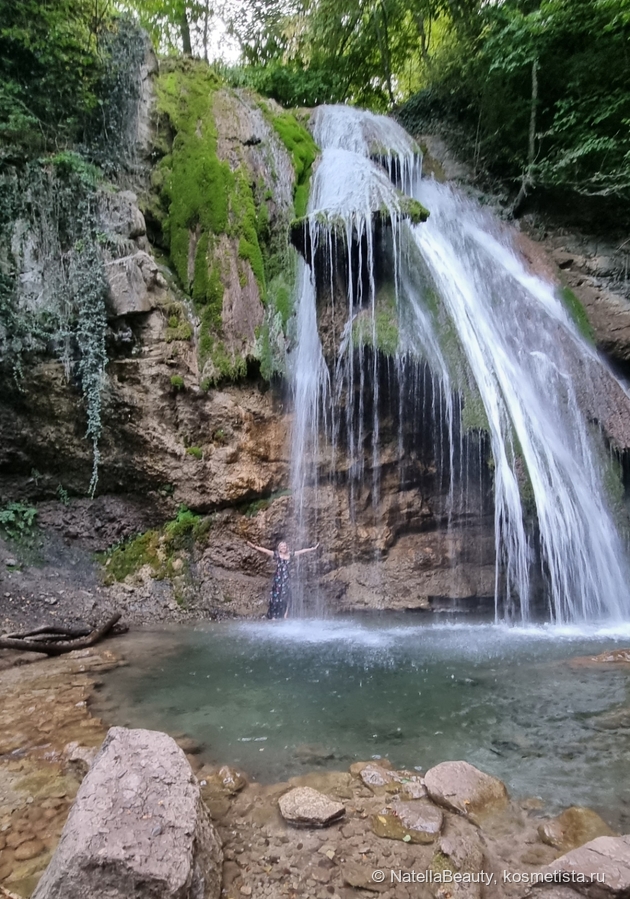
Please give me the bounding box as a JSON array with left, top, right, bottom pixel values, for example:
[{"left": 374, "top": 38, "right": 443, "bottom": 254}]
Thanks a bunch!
[
  {"left": 247, "top": 540, "right": 275, "bottom": 557},
  {"left": 294, "top": 542, "right": 320, "bottom": 557}
]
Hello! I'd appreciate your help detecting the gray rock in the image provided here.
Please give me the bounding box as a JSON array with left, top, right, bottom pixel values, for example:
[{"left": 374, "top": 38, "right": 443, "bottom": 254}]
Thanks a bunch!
[
  {"left": 32, "top": 726, "right": 223, "bottom": 899},
  {"left": 278, "top": 786, "right": 345, "bottom": 828},
  {"left": 341, "top": 862, "right": 387, "bottom": 892},
  {"left": 424, "top": 760, "right": 508, "bottom": 819},
  {"left": 105, "top": 250, "right": 167, "bottom": 318},
  {"left": 372, "top": 800, "right": 443, "bottom": 844},
  {"left": 540, "top": 834, "right": 630, "bottom": 897}
]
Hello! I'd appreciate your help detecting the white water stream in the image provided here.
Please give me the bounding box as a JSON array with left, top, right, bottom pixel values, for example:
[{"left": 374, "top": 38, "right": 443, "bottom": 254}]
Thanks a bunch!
[{"left": 289, "top": 104, "right": 630, "bottom": 623}]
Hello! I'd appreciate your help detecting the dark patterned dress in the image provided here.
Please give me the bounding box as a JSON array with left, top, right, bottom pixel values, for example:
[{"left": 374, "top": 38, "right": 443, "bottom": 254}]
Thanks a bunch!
[{"left": 267, "top": 550, "right": 294, "bottom": 619}]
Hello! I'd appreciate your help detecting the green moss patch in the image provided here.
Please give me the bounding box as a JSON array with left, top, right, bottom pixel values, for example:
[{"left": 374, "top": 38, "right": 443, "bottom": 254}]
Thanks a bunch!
[
  {"left": 156, "top": 63, "right": 272, "bottom": 382},
  {"left": 559, "top": 285, "right": 595, "bottom": 343},
  {"left": 401, "top": 196, "right": 430, "bottom": 224},
  {"left": 352, "top": 283, "right": 399, "bottom": 356},
  {"left": 101, "top": 505, "right": 212, "bottom": 584},
  {"left": 269, "top": 111, "right": 319, "bottom": 218}
]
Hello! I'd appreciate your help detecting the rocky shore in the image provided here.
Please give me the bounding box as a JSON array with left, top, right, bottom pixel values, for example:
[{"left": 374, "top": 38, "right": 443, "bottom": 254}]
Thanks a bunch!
[{"left": 1, "top": 645, "right": 629, "bottom": 899}]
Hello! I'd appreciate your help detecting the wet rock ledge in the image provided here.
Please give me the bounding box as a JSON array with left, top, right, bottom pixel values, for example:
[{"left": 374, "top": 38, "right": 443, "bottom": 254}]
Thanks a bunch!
[{"left": 1, "top": 649, "right": 629, "bottom": 899}]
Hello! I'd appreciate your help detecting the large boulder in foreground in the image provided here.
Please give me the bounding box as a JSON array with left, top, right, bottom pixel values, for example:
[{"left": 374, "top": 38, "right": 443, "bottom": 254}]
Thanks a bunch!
[
  {"left": 424, "top": 760, "right": 508, "bottom": 819},
  {"left": 32, "top": 727, "right": 223, "bottom": 899},
  {"left": 539, "top": 834, "right": 630, "bottom": 898}
]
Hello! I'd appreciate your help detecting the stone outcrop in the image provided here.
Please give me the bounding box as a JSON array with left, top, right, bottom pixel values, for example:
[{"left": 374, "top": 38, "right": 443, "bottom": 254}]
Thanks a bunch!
[
  {"left": 32, "top": 726, "right": 223, "bottom": 899},
  {"left": 424, "top": 760, "right": 509, "bottom": 820}
]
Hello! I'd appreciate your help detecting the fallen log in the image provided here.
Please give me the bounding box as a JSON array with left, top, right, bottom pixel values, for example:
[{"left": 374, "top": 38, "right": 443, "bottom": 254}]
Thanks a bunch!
[
  {"left": 5, "top": 624, "right": 92, "bottom": 640},
  {"left": 0, "top": 614, "right": 123, "bottom": 655}
]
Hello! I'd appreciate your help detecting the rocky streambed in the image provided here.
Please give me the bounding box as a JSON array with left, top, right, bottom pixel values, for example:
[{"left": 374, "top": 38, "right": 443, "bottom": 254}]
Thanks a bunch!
[{"left": 2, "top": 643, "right": 630, "bottom": 899}]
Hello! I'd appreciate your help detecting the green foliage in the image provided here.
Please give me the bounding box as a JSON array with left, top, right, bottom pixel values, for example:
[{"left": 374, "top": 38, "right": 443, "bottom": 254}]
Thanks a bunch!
[
  {"left": 57, "top": 485, "right": 70, "bottom": 506},
  {"left": 83, "top": 17, "right": 149, "bottom": 176},
  {"left": 0, "top": 0, "right": 104, "bottom": 151},
  {"left": 186, "top": 445, "right": 203, "bottom": 459},
  {"left": 101, "top": 504, "right": 211, "bottom": 583},
  {"left": 165, "top": 305, "right": 193, "bottom": 341},
  {"left": 398, "top": 0, "right": 630, "bottom": 201},
  {"left": 170, "top": 374, "right": 185, "bottom": 389},
  {"left": 0, "top": 502, "right": 38, "bottom": 541}
]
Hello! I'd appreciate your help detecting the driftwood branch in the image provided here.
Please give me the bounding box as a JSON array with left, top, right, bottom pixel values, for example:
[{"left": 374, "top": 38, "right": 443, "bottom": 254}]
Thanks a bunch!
[
  {"left": 5, "top": 624, "right": 92, "bottom": 640},
  {"left": 0, "top": 614, "right": 123, "bottom": 655}
]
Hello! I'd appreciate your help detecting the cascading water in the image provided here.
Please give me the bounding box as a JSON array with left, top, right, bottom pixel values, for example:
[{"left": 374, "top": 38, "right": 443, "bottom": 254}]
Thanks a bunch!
[{"left": 289, "top": 104, "right": 630, "bottom": 624}]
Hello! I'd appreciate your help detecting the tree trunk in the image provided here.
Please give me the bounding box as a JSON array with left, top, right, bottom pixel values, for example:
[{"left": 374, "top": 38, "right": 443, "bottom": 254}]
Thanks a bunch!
[
  {"left": 376, "top": 2, "right": 396, "bottom": 107},
  {"left": 181, "top": 11, "right": 192, "bottom": 56},
  {"left": 512, "top": 58, "right": 539, "bottom": 215}
]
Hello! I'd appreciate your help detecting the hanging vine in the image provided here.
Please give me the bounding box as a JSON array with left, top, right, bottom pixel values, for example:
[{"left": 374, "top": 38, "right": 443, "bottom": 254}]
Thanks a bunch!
[{"left": 0, "top": 157, "right": 109, "bottom": 495}]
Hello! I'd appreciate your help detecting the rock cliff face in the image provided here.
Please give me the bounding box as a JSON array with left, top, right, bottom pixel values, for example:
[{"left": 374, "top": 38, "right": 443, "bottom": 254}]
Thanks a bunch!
[{"left": 1, "top": 51, "right": 629, "bottom": 624}]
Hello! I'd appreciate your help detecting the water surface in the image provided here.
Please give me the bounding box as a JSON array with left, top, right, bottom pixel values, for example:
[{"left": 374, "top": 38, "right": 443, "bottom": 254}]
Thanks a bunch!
[{"left": 97, "top": 615, "right": 630, "bottom": 823}]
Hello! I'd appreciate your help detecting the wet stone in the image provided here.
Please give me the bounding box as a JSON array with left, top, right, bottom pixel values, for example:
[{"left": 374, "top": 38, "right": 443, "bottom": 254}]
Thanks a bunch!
[
  {"left": 539, "top": 807, "right": 616, "bottom": 854},
  {"left": 278, "top": 787, "right": 345, "bottom": 828},
  {"left": 372, "top": 800, "right": 443, "bottom": 844},
  {"left": 424, "top": 760, "right": 508, "bottom": 820}
]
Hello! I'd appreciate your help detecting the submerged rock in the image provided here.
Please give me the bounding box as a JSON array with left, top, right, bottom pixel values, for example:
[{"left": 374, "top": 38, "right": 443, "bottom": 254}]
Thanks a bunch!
[
  {"left": 278, "top": 786, "right": 345, "bottom": 828},
  {"left": 32, "top": 726, "right": 223, "bottom": 899},
  {"left": 424, "top": 760, "right": 508, "bottom": 819},
  {"left": 539, "top": 806, "right": 615, "bottom": 853}
]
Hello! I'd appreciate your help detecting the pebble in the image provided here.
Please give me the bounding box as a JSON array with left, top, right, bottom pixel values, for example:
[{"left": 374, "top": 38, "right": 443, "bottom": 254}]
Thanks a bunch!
[{"left": 14, "top": 837, "right": 45, "bottom": 860}]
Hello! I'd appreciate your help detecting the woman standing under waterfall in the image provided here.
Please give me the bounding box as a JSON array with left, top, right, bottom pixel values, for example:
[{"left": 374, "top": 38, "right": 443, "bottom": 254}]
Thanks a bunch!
[{"left": 247, "top": 539, "right": 320, "bottom": 619}]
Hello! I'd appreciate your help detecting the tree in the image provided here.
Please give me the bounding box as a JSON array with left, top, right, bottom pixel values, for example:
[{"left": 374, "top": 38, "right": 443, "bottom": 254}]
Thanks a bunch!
[{"left": 0, "top": 0, "right": 112, "bottom": 149}]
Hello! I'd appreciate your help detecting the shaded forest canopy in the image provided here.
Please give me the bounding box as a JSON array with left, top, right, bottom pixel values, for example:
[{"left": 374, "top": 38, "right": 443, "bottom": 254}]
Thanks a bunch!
[{"left": 0, "top": 0, "right": 628, "bottom": 203}]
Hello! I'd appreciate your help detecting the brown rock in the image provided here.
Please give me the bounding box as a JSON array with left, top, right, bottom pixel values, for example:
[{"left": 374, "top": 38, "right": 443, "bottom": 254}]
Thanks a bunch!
[
  {"left": 278, "top": 787, "right": 345, "bottom": 828},
  {"left": 424, "top": 760, "right": 508, "bottom": 819},
  {"left": 13, "top": 838, "right": 45, "bottom": 860},
  {"left": 539, "top": 807, "right": 615, "bottom": 853}
]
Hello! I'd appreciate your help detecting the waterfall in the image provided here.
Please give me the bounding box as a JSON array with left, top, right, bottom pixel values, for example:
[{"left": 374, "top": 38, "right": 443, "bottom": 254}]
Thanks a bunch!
[{"left": 289, "top": 104, "right": 630, "bottom": 623}]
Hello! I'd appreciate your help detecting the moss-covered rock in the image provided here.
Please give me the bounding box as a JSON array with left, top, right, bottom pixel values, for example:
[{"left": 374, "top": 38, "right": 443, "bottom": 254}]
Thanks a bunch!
[
  {"left": 267, "top": 110, "right": 318, "bottom": 218},
  {"left": 352, "top": 283, "right": 400, "bottom": 357},
  {"left": 101, "top": 505, "right": 211, "bottom": 584},
  {"left": 153, "top": 62, "right": 304, "bottom": 385}
]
